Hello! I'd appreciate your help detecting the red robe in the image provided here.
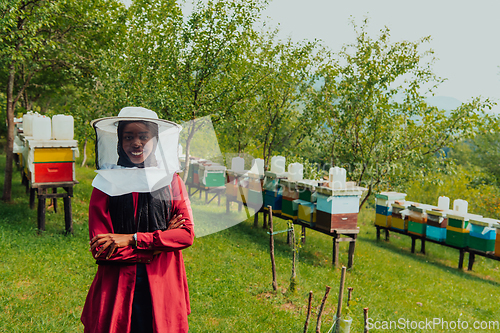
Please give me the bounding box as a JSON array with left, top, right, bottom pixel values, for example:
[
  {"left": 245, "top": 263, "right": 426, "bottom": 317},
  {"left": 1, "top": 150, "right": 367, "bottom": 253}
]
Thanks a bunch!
[{"left": 81, "top": 174, "right": 194, "bottom": 333}]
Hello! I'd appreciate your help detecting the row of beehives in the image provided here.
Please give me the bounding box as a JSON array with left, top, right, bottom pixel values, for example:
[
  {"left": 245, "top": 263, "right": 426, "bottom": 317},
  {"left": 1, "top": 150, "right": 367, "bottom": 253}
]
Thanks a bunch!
[
  {"left": 375, "top": 192, "right": 500, "bottom": 255},
  {"left": 182, "top": 155, "right": 298, "bottom": 188},
  {"left": 225, "top": 158, "right": 367, "bottom": 233},
  {"left": 14, "top": 113, "right": 78, "bottom": 184}
]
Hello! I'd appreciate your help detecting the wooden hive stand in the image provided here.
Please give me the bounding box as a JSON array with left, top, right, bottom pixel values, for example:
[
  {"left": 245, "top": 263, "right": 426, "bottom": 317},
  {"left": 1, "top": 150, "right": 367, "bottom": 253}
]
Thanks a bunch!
[{"left": 30, "top": 181, "right": 79, "bottom": 234}]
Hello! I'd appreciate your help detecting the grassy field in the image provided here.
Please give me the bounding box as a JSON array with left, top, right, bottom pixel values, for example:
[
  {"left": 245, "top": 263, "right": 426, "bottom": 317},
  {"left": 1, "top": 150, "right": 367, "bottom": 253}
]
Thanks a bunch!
[{"left": 0, "top": 156, "right": 499, "bottom": 332}]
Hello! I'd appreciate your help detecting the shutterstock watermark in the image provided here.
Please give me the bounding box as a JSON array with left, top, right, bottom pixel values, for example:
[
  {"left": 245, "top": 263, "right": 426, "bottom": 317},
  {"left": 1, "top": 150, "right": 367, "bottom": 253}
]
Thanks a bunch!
[{"left": 366, "top": 317, "right": 500, "bottom": 331}]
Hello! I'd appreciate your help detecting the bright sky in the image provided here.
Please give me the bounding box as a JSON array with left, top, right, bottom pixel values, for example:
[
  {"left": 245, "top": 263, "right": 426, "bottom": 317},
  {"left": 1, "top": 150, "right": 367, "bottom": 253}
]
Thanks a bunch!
[{"left": 122, "top": 0, "right": 500, "bottom": 113}]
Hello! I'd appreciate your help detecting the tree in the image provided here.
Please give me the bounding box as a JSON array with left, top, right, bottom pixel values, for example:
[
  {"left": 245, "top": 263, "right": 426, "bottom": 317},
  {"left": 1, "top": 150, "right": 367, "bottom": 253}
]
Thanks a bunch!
[
  {"left": 120, "top": 0, "right": 270, "bottom": 181},
  {"left": 219, "top": 36, "right": 323, "bottom": 170},
  {"left": 450, "top": 129, "right": 500, "bottom": 186},
  {"left": 0, "top": 0, "right": 125, "bottom": 201},
  {"left": 311, "top": 19, "right": 495, "bottom": 208}
]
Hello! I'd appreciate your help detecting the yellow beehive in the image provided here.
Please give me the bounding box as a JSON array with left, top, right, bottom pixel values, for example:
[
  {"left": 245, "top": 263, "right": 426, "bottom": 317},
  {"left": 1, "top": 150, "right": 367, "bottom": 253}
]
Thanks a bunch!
[
  {"left": 375, "top": 213, "right": 392, "bottom": 228},
  {"left": 298, "top": 202, "right": 316, "bottom": 223},
  {"left": 391, "top": 216, "right": 407, "bottom": 231},
  {"left": 33, "top": 147, "right": 73, "bottom": 162}
]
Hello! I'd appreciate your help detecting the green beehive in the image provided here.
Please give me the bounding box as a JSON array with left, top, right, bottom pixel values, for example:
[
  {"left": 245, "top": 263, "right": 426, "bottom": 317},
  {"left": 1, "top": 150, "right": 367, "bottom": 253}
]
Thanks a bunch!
[
  {"left": 408, "top": 220, "right": 426, "bottom": 236},
  {"left": 200, "top": 164, "right": 226, "bottom": 187},
  {"left": 296, "top": 180, "right": 318, "bottom": 202},
  {"left": 469, "top": 237, "right": 496, "bottom": 252},
  {"left": 282, "top": 199, "right": 298, "bottom": 218},
  {"left": 445, "top": 229, "right": 469, "bottom": 248}
]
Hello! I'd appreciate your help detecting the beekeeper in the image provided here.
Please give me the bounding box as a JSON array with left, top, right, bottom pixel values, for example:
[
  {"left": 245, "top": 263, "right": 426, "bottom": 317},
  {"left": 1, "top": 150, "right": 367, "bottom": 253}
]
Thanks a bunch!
[{"left": 81, "top": 107, "right": 194, "bottom": 333}]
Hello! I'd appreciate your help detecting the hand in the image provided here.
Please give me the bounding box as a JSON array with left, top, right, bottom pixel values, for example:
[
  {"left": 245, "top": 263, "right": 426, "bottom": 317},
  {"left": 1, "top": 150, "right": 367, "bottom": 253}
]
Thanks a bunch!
[
  {"left": 90, "top": 233, "right": 135, "bottom": 259},
  {"left": 167, "top": 214, "right": 185, "bottom": 230}
]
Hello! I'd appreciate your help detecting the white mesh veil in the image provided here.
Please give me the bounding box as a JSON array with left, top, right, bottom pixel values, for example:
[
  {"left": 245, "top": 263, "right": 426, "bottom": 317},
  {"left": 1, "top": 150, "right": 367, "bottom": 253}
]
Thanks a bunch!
[{"left": 91, "top": 107, "right": 182, "bottom": 196}]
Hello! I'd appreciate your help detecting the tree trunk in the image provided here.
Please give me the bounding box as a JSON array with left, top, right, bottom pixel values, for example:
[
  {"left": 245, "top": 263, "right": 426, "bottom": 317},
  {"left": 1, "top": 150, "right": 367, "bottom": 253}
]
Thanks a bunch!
[
  {"left": 3, "top": 64, "right": 16, "bottom": 202},
  {"left": 182, "top": 119, "right": 197, "bottom": 184},
  {"left": 359, "top": 185, "right": 372, "bottom": 210},
  {"left": 81, "top": 137, "right": 88, "bottom": 167}
]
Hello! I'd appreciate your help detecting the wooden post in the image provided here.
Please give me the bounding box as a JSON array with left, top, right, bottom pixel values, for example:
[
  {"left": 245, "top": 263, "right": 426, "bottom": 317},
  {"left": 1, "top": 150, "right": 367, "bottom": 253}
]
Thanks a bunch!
[
  {"left": 269, "top": 206, "right": 277, "bottom": 291},
  {"left": 468, "top": 252, "right": 475, "bottom": 271},
  {"left": 303, "top": 291, "right": 313, "bottom": 333},
  {"left": 421, "top": 238, "right": 426, "bottom": 254},
  {"left": 254, "top": 209, "right": 259, "bottom": 227},
  {"left": 458, "top": 249, "right": 465, "bottom": 269},
  {"left": 335, "top": 266, "right": 347, "bottom": 333},
  {"left": 29, "top": 187, "right": 36, "bottom": 210},
  {"left": 364, "top": 308, "right": 369, "bottom": 333},
  {"left": 347, "top": 287, "right": 353, "bottom": 308},
  {"left": 63, "top": 195, "right": 73, "bottom": 234},
  {"left": 37, "top": 189, "right": 46, "bottom": 232},
  {"left": 52, "top": 187, "right": 58, "bottom": 213},
  {"left": 332, "top": 234, "right": 340, "bottom": 267},
  {"left": 347, "top": 235, "right": 357, "bottom": 268},
  {"left": 289, "top": 223, "right": 297, "bottom": 293},
  {"left": 315, "top": 285, "right": 331, "bottom": 333}
]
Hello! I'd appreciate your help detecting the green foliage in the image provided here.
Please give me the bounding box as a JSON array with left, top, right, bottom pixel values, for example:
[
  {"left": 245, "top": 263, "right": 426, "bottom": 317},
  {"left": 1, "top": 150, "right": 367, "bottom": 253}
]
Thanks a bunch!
[
  {"left": 310, "top": 19, "right": 495, "bottom": 207},
  {"left": 404, "top": 162, "right": 500, "bottom": 219},
  {"left": 216, "top": 37, "right": 323, "bottom": 168},
  {"left": 450, "top": 131, "right": 500, "bottom": 186}
]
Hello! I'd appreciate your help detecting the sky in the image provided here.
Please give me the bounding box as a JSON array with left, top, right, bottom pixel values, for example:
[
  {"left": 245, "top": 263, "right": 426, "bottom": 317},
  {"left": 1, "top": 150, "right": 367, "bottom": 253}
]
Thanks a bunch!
[{"left": 122, "top": 0, "right": 500, "bottom": 113}]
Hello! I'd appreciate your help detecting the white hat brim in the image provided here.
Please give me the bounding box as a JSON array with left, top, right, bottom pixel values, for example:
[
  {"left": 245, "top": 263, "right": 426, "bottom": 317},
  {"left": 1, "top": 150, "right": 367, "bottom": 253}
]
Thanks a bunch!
[{"left": 91, "top": 116, "right": 182, "bottom": 133}]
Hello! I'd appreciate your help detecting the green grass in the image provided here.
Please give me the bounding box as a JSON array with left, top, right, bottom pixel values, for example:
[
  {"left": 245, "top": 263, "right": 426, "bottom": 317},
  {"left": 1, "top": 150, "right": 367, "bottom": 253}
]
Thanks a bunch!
[{"left": 0, "top": 155, "right": 499, "bottom": 332}]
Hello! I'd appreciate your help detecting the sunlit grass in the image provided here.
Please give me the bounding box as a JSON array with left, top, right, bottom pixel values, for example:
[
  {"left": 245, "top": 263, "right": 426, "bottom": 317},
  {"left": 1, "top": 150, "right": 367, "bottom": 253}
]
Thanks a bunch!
[{"left": 0, "top": 155, "right": 499, "bottom": 332}]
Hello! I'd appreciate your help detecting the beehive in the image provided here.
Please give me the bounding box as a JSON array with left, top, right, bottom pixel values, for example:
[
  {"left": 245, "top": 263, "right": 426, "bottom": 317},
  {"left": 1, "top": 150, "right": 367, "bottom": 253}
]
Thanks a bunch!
[
  {"left": 297, "top": 200, "right": 316, "bottom": 226},
  {"left": 264, "top": 190, "right": 282, "bottom": 213},
  {"left": 468, "top": 218, "right": 498, "bottom": 253},
  {"left": 296, "top": 180, "right": 317, "bottom": 202},
  {"left": 199, "top": 164, "right": 226, "bottom": 187},
  {"left": 315, "top": 186, "right": 362, "bottom": 214},
  {"left": 375, "top": 192, "right": 407, "bottom": 228},
  {"left": 391, "top": 202, "right": 411, "bottom": 231},
  {"left": 426, "top": 225, "right": 447, "bottom": 242},
  {"left": 246, "top": 189, "right": 263, "bottom": 209},
  {"left": 445, "top": 226, "right": 470, "bottom": 248},
  {"left": 407, "top": 204, "right": 435, "bottom": 237},
  {"left": 281, "top": 198, "right": 298, "bottom": 219},
  {"left": 315, "top": 210, "right": 358, "bottom": 232},
  {"left": 26, "top": 139, "right": 78, "bottom": 184},
  {"left": 495, "top": 224, "right": 500, "bottom": 257},
  {"left": 280, "top": 179, "right": 299, "bottom": 201}
]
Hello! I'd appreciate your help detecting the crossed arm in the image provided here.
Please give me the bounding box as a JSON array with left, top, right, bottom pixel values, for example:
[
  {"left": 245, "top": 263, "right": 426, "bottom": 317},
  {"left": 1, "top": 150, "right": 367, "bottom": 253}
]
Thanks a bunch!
[
  {"left": 90, "top": 214, "right": 186, "bottom": 259},
  {"left": 88, "top": 175, "right": 195, "bottom": 263}
]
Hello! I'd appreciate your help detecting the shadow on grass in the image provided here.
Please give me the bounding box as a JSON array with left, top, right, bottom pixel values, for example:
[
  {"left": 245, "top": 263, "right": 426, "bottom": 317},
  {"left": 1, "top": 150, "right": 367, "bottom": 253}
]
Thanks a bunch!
[{"left": 359, "top": 231, "right": 500, "bottom": 287}]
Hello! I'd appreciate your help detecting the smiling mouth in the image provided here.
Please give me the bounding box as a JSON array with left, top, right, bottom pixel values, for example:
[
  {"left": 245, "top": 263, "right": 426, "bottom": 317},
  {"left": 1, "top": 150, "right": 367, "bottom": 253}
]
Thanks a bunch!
[{"left": 131, "top": 151, "right": 143, "bottom": 156}]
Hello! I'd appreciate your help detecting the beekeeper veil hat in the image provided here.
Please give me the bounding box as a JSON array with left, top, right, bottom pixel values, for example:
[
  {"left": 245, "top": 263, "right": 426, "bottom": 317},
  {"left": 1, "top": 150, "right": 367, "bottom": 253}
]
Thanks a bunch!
[{"left": 90, "top": 106, "right": 182, "bottom": 196}]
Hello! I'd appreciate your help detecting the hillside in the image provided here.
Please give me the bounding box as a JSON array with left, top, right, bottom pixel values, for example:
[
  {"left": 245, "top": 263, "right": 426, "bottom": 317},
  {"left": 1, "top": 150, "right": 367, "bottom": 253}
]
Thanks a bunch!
[{"left": 0, "top": 158, "right": 499, "bottom": 332}]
